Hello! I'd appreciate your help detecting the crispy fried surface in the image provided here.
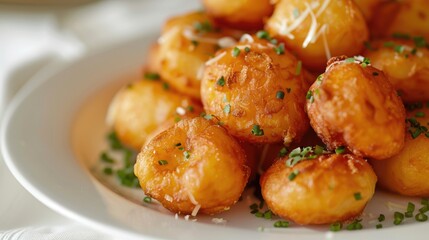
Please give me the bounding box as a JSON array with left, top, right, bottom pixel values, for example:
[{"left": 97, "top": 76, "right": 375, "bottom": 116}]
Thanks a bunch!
[
  {"left": 261, "top": 153, "right": 377, "bottom": 225},
  {"left": 134, "top": 117, "right": 250, "bottom": 215}
]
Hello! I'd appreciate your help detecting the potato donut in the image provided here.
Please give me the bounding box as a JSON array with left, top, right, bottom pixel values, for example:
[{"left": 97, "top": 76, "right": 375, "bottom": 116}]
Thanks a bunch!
[
  {"left": 157, "top": 11, "right": 234, "bottom": 99},
  {"left": 108, "top": 79, "right": 202, "bottom": 150},
  {"left": 371, "top": 0, "right": 429, "bottom": 41},
  {"left": 306, "top": 56, "right": 406, "bottom": 160},
  {"left": 201, "top": 36, "right": 309, "bottom": 144},
  {"left": 261, "top": 153, "right": 377, "bottom": 225},
  {"left": 364, "top": 39, "right": 429, "bottom": 102},
  {"left": 371, "top": 104, "right": 429, "bottom": 197},
  {"left": 202, "top": 0, "right": 274, "bottom": 30},
  {"left": 134, "top": 117, "right": 250, "bottom": 215},
  {"left": 265, "top": 0, "right": 368, "bottom": 71}
]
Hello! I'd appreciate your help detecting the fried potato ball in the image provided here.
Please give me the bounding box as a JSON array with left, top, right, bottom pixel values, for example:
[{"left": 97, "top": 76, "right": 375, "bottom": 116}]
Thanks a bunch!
[
  {"left": 353, "top": 0, "right": 383, "bottom": 21},
  {"left": 371, "top": 0, "right": 429, "bottom": 41},
  {"left": 306, "top": 56, "right": 406, "bottom": 160},
  {"left": 265, "top": 0, "right": 368, "bottom": 71},
  {"left": 157, "top": 11, "right": 235, "bottom": 99},
  {"left": 108, "top": 79, "right": 202, "bottom": 150},
  {"left": 201, "top": 36, "right": 310, "bottom": 144},
  {"left": 371, "top": 104, "right": 429, "bottom": 197},
  {"left": 363, "top": 39, "right": 429, "bottom": 102},
  {"left": 202, "top": 0, "right": 274, "bottom": 30},
  {"left": 261, "top": 153, "right": 377, "bottom": 225},
  {"left": 134, "top": 117, "right": 250, "bottom": 215}
]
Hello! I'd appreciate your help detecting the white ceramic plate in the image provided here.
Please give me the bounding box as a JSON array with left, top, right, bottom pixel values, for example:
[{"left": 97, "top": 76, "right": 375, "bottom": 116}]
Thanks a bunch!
[{"left": 1, "top": 25, "right": 429, "bottom": 240}]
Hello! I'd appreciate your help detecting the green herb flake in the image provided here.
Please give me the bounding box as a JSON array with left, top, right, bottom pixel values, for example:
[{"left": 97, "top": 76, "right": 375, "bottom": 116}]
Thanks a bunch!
[
  {"left": 251, "top": 124, "right": 264, "bottom": 136},
  {"left": 278, "top": 147, "right": 288, "bottom": 157},
  {"left": 354, "top": 192, "right": 362, "bottom": 200},
  {"left": 346, "top": 219, "right": 363, "bottom": 230},
  {"left": 274, "top": 221, "right": 289, "bottom": 228},
  {"left": 143, "top": 196, "right": 152, "bottom": 203},
  {"left": 232, "top": 47, "right": 241, "bottom": 57},
  {"left": 416, "top": 213, "right": 428, "bottom": 222},
  {"left": 256, "top": 30, "right": 270, "bottom": 40},
  {"left": 276, "top": 91, "right": 285, "bottom": 99},
  {"left": 107, "top": 131, "right": 124, "bottom": 150},
  {"left": 378, "top": 214, "right": 385, "bottom": 222},
  {"left": 103, "top": 167, "right": 113, "bottom": 175},
  {"left": 361, "top": 57, "right": 371, "bottom": 68},
  {"left": 330, "top": 222, "right": 342, "bottom": 232},
  {"left": 144, "top": 72, "right": 160, "bottom": 80},
  {"left": 344, "top": 57, "right": 355, "bottom": 63},
  {"left": 306, "top": 90, "right": 314, "bottom": 103},
  {"left": 295, "top": 61, "right": 302, "bottom": 75},
  {"left": 158, "top": 160, "right": 168, "bottom": 165},
  {"left": 244, "top": 47, "right": 251, "bottom": 53},
  {"left": 274, "top": 43, "right": 285, "bottom": 55},
  {"left": 335, "top": 146, "right": 346, "bottom": 154},
  {"left": 288, "top": 170, "right": 300, "bottom": 181},
  {"left": 413, "top": 36, "right": 427, "bottom": 48},
  {"left": 194, "top": 21, "right": 212, "bottom": 33},
  {"left": 216, "top": 76, "right": 225, "bottom": 86},
  {"left": 263, "top": 210, "right": 273, "bottom": 219},
  {"left": 376, "top": 224, "right": 383, "bottom": 229},
  {"left": 419, "top": 205, "right": 429, "bottom": 213},
  {"left": 393, "top": 212, "right": 404, "bottom": 225},
  {"left": 100, "top": 152, "right": 115, "bottom": 163},
  {"left": 183, "top": 151, "right": 191, "bottom": 159},
  {"left": 416, "top": 112, "right": 425, "bottom": 118},
  {"left": 187, "top": 105, "right": 194, "bottom": 112},
  {"left": 162, "top": 82, "right": 170, "bottom": 90},
  {"left": 394, "top": 45, "right": 405, "bottom": 53},
  {"left": 383, "top": 41, "right": 395, "bottom": 48}
]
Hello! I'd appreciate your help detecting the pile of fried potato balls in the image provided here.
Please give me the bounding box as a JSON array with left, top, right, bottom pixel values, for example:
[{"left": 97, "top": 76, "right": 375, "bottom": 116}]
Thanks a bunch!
[{"left": 107, "top": 0, "right": 429, "bottom": 226}]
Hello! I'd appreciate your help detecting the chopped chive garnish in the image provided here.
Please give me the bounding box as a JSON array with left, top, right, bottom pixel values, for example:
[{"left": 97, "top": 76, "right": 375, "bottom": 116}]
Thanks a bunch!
[
  {"left": 249, "top": 203, "right": 258, "bottom": 210},
  {"left": 335, "top": 146, "right": 346, "bottom": 154},
  {"left": 278, "top": 147, "right": 288, "bottom": 157},
  {"left": 103, "top": 167, "right": 113, "bottom": 175},
  {"left": 413, "top": 36, "right": 427, "bottom": 48},
  {"left": 361, "top": 57, "right": 371, "bottom": 67},
  {"left": 143, "top": 196, "right": 152, "bottom": 203},
  {"left": 158, "top": 160, "right": 168, "bottom": 165},
  {"left": 306, "top": 90, "right": 314, "bottom": 103},
  {"left": 183, "top": 151, "right": 191, "bottom": 159},
  {"left": 187, "top": 105, "right": 194, "bottom": 112},
  {"left": 274, "top": 43, "right": 285, "bottom": 55},
  {"left": 376, "top": 224, "right": 383, "bottom": 229},
  {"left": 345, "top": 57, "right": 355, "bottom": 63},
  {"left": 256, "top": 30, "right": 270, "bottom": 40},
  {"left": 422, "top": 198, "right": 429, "bottom": 205},
  {"left": 100, "top": 152, "right": 115, "bottom": 163},
  {"left": 162, "top": 82, "right": 170, "bottom": 90},
  {"left": 407, "top": 202, "right": 416, "bottom": 213},
  {"left": 244, "top": 47, "right": 251, "bottom": 52},
  {"left": 354, "top": 192, "right": 362, "bottom": 200},
  {"left": 393, "top": 212, "right": 404, "bottom": 225},
  {"left": 107, "top": 131, "right": 123, "bottom": 150},
  {"left": 174, "top": 116, "right": 181, "bottom": 123},
  {"left": 274, "top": 221, "right": 289, "bottom": 228},
  {"left": 232, "top": 47, "right": 241, "bottom": 57},
  {"left": 394, "top": 45, "right": 405, "bottom": 53},
  {"left": 295, "top": 61, "right": 302, "bottom": 75},
  {"left": 251, "top": 124, "right": 264, "bottom": 136},
  {"left": 288, "top": 170, "right": 300, "bottom": 181},
  {"left": 416, "top": 213, "right": 428, "bottom": 222},
  {"left": 346, "top": 219, "right": 363, "bottom": 230},
  {"left": 216, "top": 76, "right": 225, "bottom": 86},
  {"left": 223, "top": 104, "right": 231, "bottom": 114},
  {"left": 263, "top": 210, "right": 273, "bottom": 219},
  {"left": 314, "top": 145, "right": 324, "bottom": 155},
  {"left": 194, "top": 21, "right": 212, "bottom": 33},
  {"left": 416, "top": 112, "right": 425, "bottom": 118},
  {"left": 378, "top": 214, "right": 385, "bottom": 222},
  {"left": 276, "top": 91, "right": 285, "bottom": 99},
  {"left": 419, "top": 205, "right": 429, "bottom": 213},
  {"left": 144, "top": 72, "right": 160, "bottom": 80},
  {"left": 330, "top": 222, "right": 342, "bottom": 232}
]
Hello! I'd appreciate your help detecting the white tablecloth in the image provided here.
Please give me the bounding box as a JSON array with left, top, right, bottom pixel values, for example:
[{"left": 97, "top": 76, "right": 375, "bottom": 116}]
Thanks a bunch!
[{"left": 0, "top": 1, "right": 199, "bottom": 239}]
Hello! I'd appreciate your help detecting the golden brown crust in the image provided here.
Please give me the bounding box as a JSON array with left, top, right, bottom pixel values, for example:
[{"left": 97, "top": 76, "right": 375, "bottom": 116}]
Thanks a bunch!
[
  {"left": 265, "top": 0, "right": 368, "bottom": 71},
  {"left": 134, "top": 117, "right": 250, "bottom": 215},
  {"left": 306, "top": 58, "right": 406, "bottom": 160},
  {"left": 364, "top": 39, "right": 429, "bottom": 102},
  {"left": 202, "top": 0, "right": 274, "bottom": 30},
  {"left": 109, "top": 80, "right": 202, "bottom": 150},
  {"left": 371, "top": 106, "right": 429, "bottom": 197},
  {"left": 261, "top": 153, "right": 377, "bottom": 225},
  {"left": 201, "top": 36, "right": 310, "bottom": 144}
]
